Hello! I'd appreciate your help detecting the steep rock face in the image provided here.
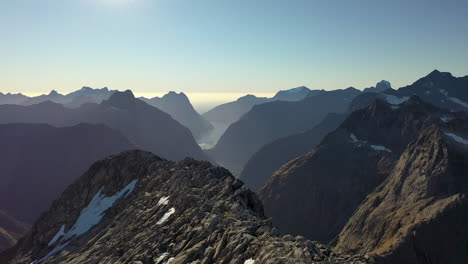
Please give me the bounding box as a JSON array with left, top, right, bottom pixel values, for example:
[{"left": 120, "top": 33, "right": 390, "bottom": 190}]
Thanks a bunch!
[
  {"left": 0, "top": 211, "right": 29, "bottom": 253},
  {"left": 259, "top": 97, "right": 445, "bottom": 243},
  {"left": 335, "top": 116, "right": 468, "bottom": 264},
  {"left": 0, "top": 90, "right": 210, "bottom": 162},
  {"left": 1, "top": 151, "right": 371, "bottom": 264},
  {"left": 209, "top": 88, "right": 361, "bottom": 176},
  {"left": 140, "top": 91, "right": 213, "bottom": 141},
  {"left": 240, "top": 113, "right": 346, "bottom": 192},
  {"left": 0, "top": 123, "right": 134, "bottom": 223}
]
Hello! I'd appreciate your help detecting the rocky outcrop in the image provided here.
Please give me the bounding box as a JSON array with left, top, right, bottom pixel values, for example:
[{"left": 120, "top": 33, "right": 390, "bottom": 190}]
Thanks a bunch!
[
  {"left": 335, "top": 114, "right": 468, "bottom": 264},
  {"left": 259, "top": 97, "right": 447, "bottom": 243},
  {"left": 1, "top": 150, "right": 372, "bottom": 264},
  {"left": 0, "top": 211, "right": 29, "bottom": 253}
]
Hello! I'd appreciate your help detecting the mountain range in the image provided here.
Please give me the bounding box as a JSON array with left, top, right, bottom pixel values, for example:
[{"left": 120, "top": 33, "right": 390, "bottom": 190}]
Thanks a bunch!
[
  {"left": 1, "top": 70, "right": 467, "bottom": 263},
  {"left": 0, "top": 90, "right": 209, "bottom": 162},
  {"left": 208, "top": 87, "right": 361, "bottom": 176},
  {"left": 202, "top": 86, "right": 316, "bottom": 127},
  {"left": 2, "top": 87, "right": 116, "bottom": 108}
]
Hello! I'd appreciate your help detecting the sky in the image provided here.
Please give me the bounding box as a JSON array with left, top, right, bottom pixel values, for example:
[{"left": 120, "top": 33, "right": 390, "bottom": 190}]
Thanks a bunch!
[{"left": 1, "top": 0, "right": 468, "bottom": 110}]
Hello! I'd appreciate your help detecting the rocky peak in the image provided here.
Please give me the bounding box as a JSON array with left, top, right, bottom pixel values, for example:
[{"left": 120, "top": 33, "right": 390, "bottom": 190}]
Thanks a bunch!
[
  {"left": 160, "top": 91, "right": 191, "bottom": 105},
  {"left": 107, "top": 90, "right": 136, "bottom": 110},
  {"left": 2, "top": 150, "right": 371, "bottom": 264},
  {"left": 425, "top": 69, "right": 454, "bottom": 80},
  {"left": 375, "top": 80, "right": 392, "bottom": 91},
  {"left": 237, "top": 94, "right": 260, "bottom": 102},
  {"left": 48, "top": 90, "right": 60, "bottom": 97}
]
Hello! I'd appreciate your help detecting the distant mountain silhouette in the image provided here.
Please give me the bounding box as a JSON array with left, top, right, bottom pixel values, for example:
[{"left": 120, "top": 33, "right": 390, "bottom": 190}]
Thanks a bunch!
[
  {"left": 362, "top": 80, "right": 392, "bottom": 93},
  {"left": 0, "top": 123, "right": 133, "bottom": 223},
  {"left": 202, "top": 86, "right": 317, "bottom": 127},
  {"left": 0, "top": 210, "right": 28, "bottom": 253},
  {"left": 202, "top": 94, "right": 269, "bottom": 126},
  {"left": 0, "top": 93, "right": 29, "bottom": 105},
  {"left": 140, "top": 91, "right": 213, "bottom": 141},
  {"left": 208, "top": 88, "right": 361, "bottom": 176},
  {"left": 16, "top": 87, "right": 115, "bottom": 107},
  {"left": 0, "top": 90, "right": 211, "bottom": 161}
]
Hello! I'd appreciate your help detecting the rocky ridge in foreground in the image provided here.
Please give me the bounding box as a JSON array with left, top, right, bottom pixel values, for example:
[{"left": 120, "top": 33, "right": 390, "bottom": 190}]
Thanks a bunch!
[{"left": 1, "top": 150, "right": 371, "bottom": 264}]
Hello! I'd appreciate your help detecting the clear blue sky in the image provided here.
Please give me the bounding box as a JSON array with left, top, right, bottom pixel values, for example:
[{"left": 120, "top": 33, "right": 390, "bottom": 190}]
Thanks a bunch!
[{"left": 1, "top": 0, "right": 468, "bottom": 96}]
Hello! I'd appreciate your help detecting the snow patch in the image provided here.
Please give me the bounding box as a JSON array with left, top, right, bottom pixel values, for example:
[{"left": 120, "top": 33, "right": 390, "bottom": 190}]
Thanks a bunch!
[
  {"left": 48, "top": 225, "right": 65, "bottom": 246},
  {"left": 350, "top": 133, "right": 392, "bottom": 152},
  {"left": 244, "top": 259, "right": 255, "bottom": 264},
  {"left": 156, "top": 252, "right": 169, "bottom": 264},
  {"left": 165, "top": 257, "right": 175, "bottom": 264},
  {"left": 370, "top": 145, "right": 392, "bottom": 153},
  {"left": 32, "top": 179, "right": 139, "bottom": 263},
  {"left": 350, "top": 133, "right": 367, "bottom": 147},
  {"left": 383, "top": 94, "right": 409, "bottom": 105},
  {"left": 448, "top": 97, "right": 468, "bottom": 108},
  {"left": 390, "top": 105, "right": 400, "bottom": 110},
  {"left": 158, "top": 196, "right": 170, "bottom": 206},
  {"left": 157, "top": 207, "right": 176, "bottom": 225},
  {"left": 438, "top": 89, "right": 468, "bottom": 108},
  {"left": 445, "top": 132, "right": 468, "bottom": 145},
  {"left": 440, "top": 116, "right": 452, "bottom": 123}
]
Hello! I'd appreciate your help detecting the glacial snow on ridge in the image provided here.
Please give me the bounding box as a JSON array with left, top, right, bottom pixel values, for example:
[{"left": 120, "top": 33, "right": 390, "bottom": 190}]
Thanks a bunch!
[
  {"left": 35, "top": 179, "right": 139, "bottom": 263},
  {"left": 440, "top": 116, "right": 453, "bottom": 123},
  {"left": 350, "top": 133, "right": 392, "bottom": 152},
  {"left": 47, "top": 225, "right": 65, "bottom": 246},
  {"left": 157, "top": 208, "right": 176, "bottom": 225},
  {"left": 445, "top": 132, "right": 468, "bottom": 145},
  {"left": 383, "top": 94, "right": 409, "bottom": 105},
  {"left": 439, "top": 89, "right": 468, "bottom": 108},
  {"left": 158, "top": 196, "right": 170, "bottom": 206}
]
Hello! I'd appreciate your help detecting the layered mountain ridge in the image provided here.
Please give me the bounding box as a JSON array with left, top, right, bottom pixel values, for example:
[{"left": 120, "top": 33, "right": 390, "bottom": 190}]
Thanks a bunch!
[
  {"left": 209, "top": 87, "right": 361, "bottom": 176},
  {"left": 140, "top": 92, "right": 213, "bottom": 141},
  {"left": 0, "top": 90, "right": 209, "bottom": 162}
]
